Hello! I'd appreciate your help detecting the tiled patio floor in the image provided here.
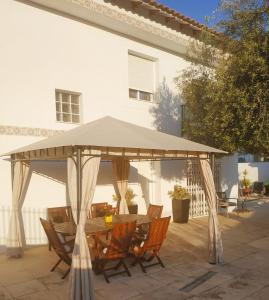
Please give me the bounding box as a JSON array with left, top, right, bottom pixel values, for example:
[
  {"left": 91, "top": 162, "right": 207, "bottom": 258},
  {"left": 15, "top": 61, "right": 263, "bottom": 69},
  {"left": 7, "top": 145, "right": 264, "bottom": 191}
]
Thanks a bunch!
[{"left": 1, "top": 200, "right": 269, "bottom": 299}]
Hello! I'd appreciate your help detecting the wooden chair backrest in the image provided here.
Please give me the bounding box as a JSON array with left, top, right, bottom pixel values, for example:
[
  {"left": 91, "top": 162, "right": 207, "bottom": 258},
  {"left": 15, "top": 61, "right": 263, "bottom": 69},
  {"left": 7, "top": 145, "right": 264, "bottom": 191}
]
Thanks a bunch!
[
  {"left": 147, "top": 204, "right": 163, "bottom": 219},
  {"left": 47, "top": 206, "right": 72, "bottom": 223},
  {"left": 217, "top": 192, "right": 227, "bottom": 200},
  {"left": 91, "top": 202, "right": 112, "bottom": 218},
  {"left": 40, "top": 218, "right": 71, "bottom": 265},
  {"left": 142, "top": 216, "right": 171, "bottom": 253},
  {"left": 105, "top": 221, "right": 137, "bottom": 259}
]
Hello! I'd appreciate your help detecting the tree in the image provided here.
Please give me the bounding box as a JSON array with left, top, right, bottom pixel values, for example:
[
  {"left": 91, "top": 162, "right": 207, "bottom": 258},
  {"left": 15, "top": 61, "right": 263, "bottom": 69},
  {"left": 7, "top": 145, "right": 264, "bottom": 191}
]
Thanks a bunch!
[{"left": 176, "top": 0, "right": 269, "bottom": 154}]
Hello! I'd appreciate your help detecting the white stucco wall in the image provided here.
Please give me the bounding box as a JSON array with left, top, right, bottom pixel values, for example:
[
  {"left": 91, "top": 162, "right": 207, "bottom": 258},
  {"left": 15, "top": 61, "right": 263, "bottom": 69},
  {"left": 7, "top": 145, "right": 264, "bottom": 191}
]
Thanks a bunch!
[
  {"left": 0, "top": 0, "right": 189, "bottom": 130},
  {"left": 238, "top": 162, "right": 269, "bottom": 184},
  {"left": 219, "top": 154, "right": 239, "bottom": 198}
]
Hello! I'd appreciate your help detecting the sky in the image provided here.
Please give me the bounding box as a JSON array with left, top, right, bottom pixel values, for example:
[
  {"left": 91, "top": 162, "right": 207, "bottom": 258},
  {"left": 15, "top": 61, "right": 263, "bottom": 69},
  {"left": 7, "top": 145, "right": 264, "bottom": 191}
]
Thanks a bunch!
[{"left": 159, "top": 0, "right": 221, "bottom": 25}]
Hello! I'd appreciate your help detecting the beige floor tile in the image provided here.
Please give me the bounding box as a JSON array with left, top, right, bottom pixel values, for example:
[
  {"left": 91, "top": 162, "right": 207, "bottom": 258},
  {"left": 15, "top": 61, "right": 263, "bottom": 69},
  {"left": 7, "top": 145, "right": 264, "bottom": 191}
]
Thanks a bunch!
[
  {"left": 249, "top": 236, "right": 269, "bottom": 250},
  {"left": 0, "top": 269, "right": 34, "bottom": 286},
  {"left": 121, "top": 275, "right": 165, "bottom": 292},
  {"left": 244, "top": 286, "right": 269, "bottom": 300},
  {"left": 16, "top": 290, "right": 60, "bottom": 300},
  {"left": 46, "top": 284, "right": 68, "bottom": 300},
  {"left": 5, "top": 279, "right": 47, "bottom": 298},
  {"left": 131, "top": 285, "right": 188, "bottom": 300},
  {"left": 0, "top": 286, "right": 13, "bottom": 300},
  {"left": 95, "top": 281, "right": 140, "bottom": 299}
]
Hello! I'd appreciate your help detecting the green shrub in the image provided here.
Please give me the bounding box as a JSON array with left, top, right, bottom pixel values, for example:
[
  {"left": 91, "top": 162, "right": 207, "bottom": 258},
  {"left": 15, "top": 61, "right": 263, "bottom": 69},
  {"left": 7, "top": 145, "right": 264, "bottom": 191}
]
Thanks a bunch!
[
  {"left": 168, "top": 185, "right": 190, "bottom": 200},
  {"left": 113, "top": 187, "right": 137, "bottom": 206}
]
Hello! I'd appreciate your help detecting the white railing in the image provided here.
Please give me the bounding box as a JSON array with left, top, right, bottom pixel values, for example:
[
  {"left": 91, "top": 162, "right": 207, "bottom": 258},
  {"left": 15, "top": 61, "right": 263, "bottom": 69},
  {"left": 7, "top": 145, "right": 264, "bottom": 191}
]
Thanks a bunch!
[
  {"left": 0, "top": 206, "right": 48, "bottom": 246},
  {"left": 0, "top": 206, "right": 10, "bottom": 246}
]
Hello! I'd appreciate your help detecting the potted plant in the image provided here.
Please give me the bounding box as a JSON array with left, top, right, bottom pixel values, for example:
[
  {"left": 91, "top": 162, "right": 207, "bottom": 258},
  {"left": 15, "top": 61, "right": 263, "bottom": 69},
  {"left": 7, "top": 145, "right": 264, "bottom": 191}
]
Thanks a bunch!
[
  {"left": 241, "top": 169, "right": 252, "bottom": 196},
  {"left": 168, "top": 185, "right": 191, "bottom": 223},
  {"left": 113, "top": 187, "right": 138, "bottom": 214}
]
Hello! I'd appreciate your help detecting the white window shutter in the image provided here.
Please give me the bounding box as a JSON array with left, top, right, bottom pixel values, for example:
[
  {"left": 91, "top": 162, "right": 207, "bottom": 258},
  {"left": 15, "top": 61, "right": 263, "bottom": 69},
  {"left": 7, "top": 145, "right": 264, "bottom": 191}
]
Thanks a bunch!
[{"left": 128, "top": 54, "right": 155, "bottom": 93}]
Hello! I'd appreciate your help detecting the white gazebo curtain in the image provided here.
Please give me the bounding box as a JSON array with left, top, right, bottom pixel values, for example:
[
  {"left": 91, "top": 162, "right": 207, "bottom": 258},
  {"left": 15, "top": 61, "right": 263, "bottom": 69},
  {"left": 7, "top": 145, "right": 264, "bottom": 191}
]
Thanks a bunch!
[
  {"left": 112, "top": 158, "right": 130, "bottom": 214},
  {"left": 199, "top": 159, "right": 224, "bottom": 264},
  {"left": 68, "top": 150, "right": 101, "bottom": 300},
  {"left": 7, "top": 161, "right": 31, "bottom": 257}
]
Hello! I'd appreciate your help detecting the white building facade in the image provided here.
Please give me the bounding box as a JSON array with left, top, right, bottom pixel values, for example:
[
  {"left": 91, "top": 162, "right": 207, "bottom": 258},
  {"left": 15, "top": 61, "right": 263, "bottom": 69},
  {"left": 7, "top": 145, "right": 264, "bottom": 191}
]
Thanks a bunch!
[{"left": 0, "top": 0, "right": 238, "bottom": 247}]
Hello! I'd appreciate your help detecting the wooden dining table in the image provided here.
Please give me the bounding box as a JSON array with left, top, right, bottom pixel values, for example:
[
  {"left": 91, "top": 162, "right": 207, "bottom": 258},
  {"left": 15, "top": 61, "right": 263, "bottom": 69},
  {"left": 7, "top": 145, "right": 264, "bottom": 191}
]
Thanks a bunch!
[{"left": 54, "top": 214, "right": 152, "bottom": 236}]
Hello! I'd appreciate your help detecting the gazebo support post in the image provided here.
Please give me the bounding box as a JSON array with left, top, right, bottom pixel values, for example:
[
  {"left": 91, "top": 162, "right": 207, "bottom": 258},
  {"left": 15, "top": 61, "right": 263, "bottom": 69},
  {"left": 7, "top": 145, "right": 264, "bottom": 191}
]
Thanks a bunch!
[{"left": 76, "top": 147, "right": 82, "bottom": 223}]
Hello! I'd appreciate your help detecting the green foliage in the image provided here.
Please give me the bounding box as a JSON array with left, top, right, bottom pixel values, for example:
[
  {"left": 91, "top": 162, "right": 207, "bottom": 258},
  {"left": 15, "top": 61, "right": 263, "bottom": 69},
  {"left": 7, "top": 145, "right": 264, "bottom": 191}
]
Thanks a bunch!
[
  {"left": 176, "top": 0, "right": 269, "bottom": 154},
  {"left": 241, "top": 178, "right": 252, "bottom": 188},
  {"left": 168, "top": 185, "right": 190, "bottom": 200},
  {"left": 113, "top": 187, "right": 137, "bottom": 206},
  {"left": 241, "top": 169, "right": 252, "bottom": 188}
]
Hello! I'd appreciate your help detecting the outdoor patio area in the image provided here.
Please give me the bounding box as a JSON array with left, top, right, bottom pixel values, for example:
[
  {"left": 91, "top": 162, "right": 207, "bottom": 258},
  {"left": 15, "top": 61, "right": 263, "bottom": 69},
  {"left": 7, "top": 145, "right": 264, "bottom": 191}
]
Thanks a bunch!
[{"left": 1, "top": 199, "right": 269, "bottom": 300}]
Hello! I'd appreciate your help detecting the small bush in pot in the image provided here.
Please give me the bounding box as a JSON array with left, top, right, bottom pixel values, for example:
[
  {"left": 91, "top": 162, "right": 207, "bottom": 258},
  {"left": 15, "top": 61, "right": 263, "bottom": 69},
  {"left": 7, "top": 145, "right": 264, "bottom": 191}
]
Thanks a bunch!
[
  {"left": 168, "top": 185, "right": 191, "bottom": 223},
  {"left": 241, "top": 169, "right": 252, "bottom": 196},
  {"left": 113, "top": 187, "right": 138, "bottom": 214}
]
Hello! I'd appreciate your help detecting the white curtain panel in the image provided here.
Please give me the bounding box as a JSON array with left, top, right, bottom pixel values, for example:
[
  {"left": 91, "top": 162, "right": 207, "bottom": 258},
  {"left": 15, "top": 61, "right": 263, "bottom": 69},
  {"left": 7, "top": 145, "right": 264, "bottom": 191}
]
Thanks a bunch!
[
  {"left": 112, "top": 158, "right": 130, "bottom": 214},
  {"left": 68, "top": 150, "right": 101, "bottom": 300},
  {"left": 199, "top": 159, "right": 224, "bottom": 264},
  {"left": 7, "top": 161, "right": 31, "bottom": 257}
]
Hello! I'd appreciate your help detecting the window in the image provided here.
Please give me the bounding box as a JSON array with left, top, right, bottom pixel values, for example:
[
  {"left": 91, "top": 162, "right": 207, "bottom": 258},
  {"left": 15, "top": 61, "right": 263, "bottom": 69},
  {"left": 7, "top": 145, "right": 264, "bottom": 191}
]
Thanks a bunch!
[
  {"left": 55, "top": 90, "right": 81, "bottom": 123},
  {"left": 128, "top": 52, "right": 155, "bottom": 102}
]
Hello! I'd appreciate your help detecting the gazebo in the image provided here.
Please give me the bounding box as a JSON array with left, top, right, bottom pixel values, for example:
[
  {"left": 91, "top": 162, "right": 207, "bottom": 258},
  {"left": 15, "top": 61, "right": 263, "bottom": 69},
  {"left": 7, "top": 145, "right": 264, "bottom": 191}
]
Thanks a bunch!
[{"left": 3, "top": 116, "right": 226, "bottom": 300}]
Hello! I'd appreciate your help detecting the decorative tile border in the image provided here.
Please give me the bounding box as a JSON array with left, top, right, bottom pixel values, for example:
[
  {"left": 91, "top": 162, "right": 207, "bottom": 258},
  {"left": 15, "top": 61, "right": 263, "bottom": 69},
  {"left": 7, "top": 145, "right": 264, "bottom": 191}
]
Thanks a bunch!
[
  {"left": 0, "top": 125, "right": 64, "bottom": 137},
  {"left": 70, "top": 0, "right": 192, "bottom": 48}
]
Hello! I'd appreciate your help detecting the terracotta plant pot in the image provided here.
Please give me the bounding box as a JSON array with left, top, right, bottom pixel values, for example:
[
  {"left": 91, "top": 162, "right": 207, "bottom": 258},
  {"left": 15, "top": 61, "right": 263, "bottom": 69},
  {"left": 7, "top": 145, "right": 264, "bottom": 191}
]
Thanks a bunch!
[
  {"left": 128, "top": 204, "right": 138, "bottom": 214},
  {"left": 242, "top": 187, "right": 251, "bottom": 196},
  {"left": 172, "top": 198, "right": 190, "bottom": 223}
]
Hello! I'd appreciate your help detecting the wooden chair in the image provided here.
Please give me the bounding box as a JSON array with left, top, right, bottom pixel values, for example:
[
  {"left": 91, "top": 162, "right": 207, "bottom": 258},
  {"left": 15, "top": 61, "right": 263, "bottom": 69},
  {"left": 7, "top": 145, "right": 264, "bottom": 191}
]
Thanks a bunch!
[
  {"left": 47, "top": 206, "right": 73, "bottom": 250},
  {"left": 217, "top": 192, "right": 238, "bottom": 216},
  {"left": 147, "top": 204, "right": 163, "bottom": 218},
  {"left": 47, "top": 206, "right": 73, "bottom": 223},
  {"left": 130, "top": 216, "right": 170, "bottom": 273},
  {"left": 90, "top": 202, "right": 113, "bottom": 218},
  {"left": 92, "top": 221, "right": 136, "bottom": 283},
  {"left": 136, "top": 204, "right": 163, "bottom": 240},
  {"left": 40, "top": 218, "right": 74, "bottom": 279}
]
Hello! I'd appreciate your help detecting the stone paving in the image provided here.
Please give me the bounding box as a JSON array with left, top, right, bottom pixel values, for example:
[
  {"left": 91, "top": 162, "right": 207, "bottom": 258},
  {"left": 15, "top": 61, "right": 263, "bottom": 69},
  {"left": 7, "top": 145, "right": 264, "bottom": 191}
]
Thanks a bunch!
[{"left": 1, "top": 200, "right": 269, "bottom": 299}]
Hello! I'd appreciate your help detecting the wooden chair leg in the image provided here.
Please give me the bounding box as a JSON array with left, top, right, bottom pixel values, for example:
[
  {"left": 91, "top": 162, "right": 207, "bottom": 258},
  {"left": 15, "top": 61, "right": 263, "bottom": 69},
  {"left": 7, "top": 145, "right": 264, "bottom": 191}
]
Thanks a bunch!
[
  {"left": 99, "top": 261, "right": 110, "bottom": 283},
  {"left": 51, "top": 258, "right": 62, "bottom": 272},
  {"left": 62, "top": 268, "right": 70, "bottom": 279},
  {"left": 122, "top": 259, "right": 131, "bottom": 277},
  {"left": 156, "top": 255, "right": 165, "bottom": 268},
  {"left": 103, "top": 267, "right": 110, "bottom": 284},
  {"left": 146, "top": 255, "right": 155, "bottom": 262},
  {"left": 114, "top": 260, "right": 122, "bottom": 270},
  {"left": 131, "top": 257, "right": 140, "bottom": 266},
  {"left": 138, "top": 258, "right": 146, "bottom": 273}
]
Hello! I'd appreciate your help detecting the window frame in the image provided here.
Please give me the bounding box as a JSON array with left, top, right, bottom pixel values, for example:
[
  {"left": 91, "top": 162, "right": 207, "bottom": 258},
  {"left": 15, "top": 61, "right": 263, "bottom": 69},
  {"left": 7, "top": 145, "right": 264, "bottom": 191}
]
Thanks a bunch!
[
  {"left": 129, "top": 88, "right": 154, "bottom": 102},
  {"left": 55, "top": 89, "right": 81, "bottom": 124},
  {"left": 128, "top": 50, "right": 158, "bottom": 103}
]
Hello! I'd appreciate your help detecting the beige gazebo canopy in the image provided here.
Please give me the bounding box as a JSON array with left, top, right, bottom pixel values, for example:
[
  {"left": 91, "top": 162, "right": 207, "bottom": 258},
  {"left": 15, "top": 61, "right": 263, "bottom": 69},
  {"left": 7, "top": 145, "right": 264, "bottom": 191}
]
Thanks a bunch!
[
  {"left": 4, "top": 116, "right": 225, "bottom": 300},
  {"left": 5, "top": 116, "right": 226, "bottom": 160}
]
